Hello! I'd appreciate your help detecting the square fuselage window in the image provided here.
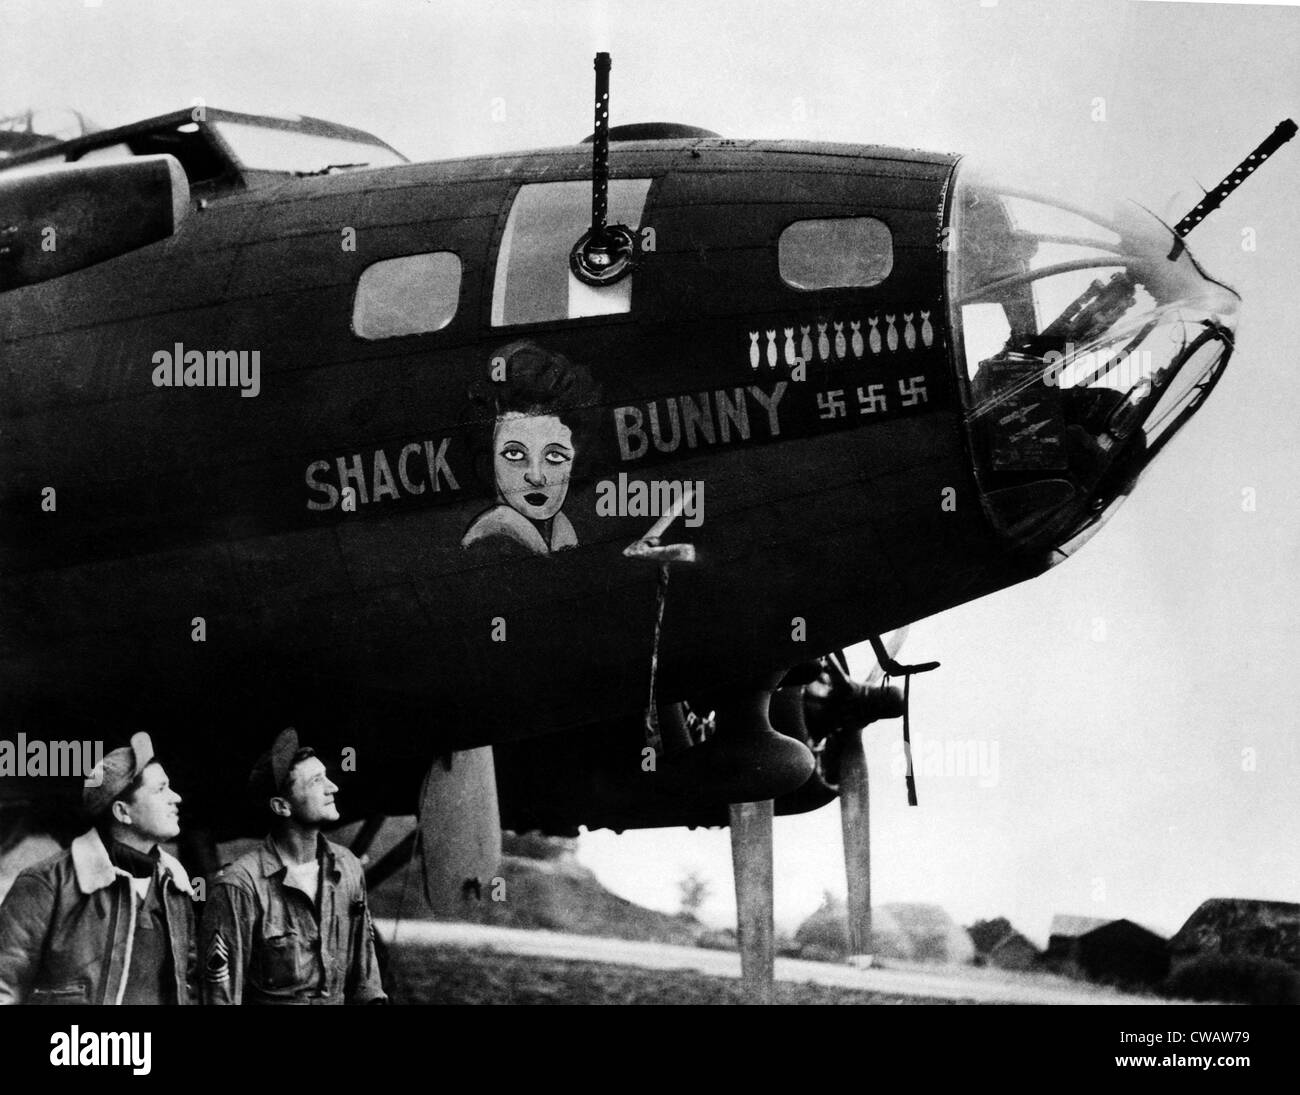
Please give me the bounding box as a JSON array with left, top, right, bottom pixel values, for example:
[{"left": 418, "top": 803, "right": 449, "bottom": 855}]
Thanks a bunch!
[
  {"left": 778, "top": 217, "right": 893, "bottom": 291},
  {"left": 353, "top": 252, "right": 462, "bottom": 339}
]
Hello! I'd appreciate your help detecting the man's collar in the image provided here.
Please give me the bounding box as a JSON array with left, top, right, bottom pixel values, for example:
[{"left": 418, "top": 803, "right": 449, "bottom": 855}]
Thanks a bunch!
[
  {"left": 109, "top": 839, "right": 159, "bottom": 879},
  {"left": 71, "top": 829, "right": 193, "bottom": 896},
  {"left": 71, "top": 829, "right": 118, "bottom": 894},
  {"left": 259, "top": 831, "right": 338, "bottom": 878}
]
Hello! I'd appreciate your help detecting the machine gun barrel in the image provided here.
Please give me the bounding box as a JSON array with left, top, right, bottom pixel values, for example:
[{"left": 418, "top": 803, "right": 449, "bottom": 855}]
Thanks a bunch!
[
  {"left": 570, "top": 52, "right": 635, "bottom": 286},
  {"left": 1173, "top": 119, "right": 1296, "bottom": 237},
  {"left": 590, "top": 52, "right": 611, "bottom": 240}
]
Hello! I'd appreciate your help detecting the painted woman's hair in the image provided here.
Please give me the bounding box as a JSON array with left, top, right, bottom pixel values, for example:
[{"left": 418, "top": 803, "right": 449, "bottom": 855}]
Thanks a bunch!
[{"left": 465, "top": 341, "right": 603, "bottom": 489}]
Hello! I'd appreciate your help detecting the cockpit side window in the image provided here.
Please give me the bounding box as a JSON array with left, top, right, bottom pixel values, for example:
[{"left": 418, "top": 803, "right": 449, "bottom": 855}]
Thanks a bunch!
[
  {"left": 778, "top": 217, "right": 893, "bottom": 290},
  {"left": 352, "top": 252, "right": 462, "bottom": 339},
  {"left": 211, "top": 121, "right": 406, "bottom": 175},
  {"left": 491, "top": 179, "right": 652, "bottom": 326}
]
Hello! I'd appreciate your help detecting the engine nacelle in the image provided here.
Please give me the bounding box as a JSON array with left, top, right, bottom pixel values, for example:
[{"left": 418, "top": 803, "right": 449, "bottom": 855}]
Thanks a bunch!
[{"left": 0, "top": 154, "right": 189, "bottom": 291}]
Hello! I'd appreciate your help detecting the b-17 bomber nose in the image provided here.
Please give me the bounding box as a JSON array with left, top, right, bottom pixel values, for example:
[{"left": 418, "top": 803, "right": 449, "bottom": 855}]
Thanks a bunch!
[{"left": 944, "top": 160, "right": 1240, "bottom": 562}]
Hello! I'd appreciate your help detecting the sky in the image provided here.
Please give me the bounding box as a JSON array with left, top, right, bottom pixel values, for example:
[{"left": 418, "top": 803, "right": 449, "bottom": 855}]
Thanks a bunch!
[{"left": 3, "top": 0, "right": 1297, "bottom": 946}]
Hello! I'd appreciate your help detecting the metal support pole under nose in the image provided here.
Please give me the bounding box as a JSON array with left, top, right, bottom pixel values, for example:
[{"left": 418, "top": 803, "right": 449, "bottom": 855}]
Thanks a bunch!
[
  {"left": 729, "top": 799, "right": 775, "bottom": 1003},
  {"left": 839, "top": 727, "right": 873, "bottom": 968}
]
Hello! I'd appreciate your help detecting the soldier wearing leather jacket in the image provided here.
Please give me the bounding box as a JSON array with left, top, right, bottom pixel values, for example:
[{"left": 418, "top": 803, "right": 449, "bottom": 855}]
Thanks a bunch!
[{"left": 0, "top": 732, "right": 196, "bottom": 1005}]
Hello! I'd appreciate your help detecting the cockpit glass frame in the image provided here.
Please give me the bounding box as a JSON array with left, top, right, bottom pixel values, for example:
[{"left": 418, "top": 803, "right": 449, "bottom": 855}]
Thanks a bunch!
[
  {"left": 945, "top": 159, "right": 1239, "bottom": 552},
  {"left": 211, "top": 120, "right": 407, "bottom": 175}
]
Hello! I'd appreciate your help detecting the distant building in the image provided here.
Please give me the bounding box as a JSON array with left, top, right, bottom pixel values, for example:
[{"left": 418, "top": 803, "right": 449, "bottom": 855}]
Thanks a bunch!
[
  {"left": 968, "top": 917, "right": 1040, "bottom": 971},
  {"left": 988, "top": 931, "right": 1040, "bottom": 972},
  {"left": 1077, "top": 919, "right": 1169, "bottom": 988},
  {"left": 1044, "top": 913, "right": 1168, "bottom": 988},
  {"left": 1169, "top": 898, "right": 1300, "bottom": 972},
  {"left": 1046, "top": 913, "right": 1111, "bottom": 949},
  {"left": 1042, "top": 913, "right": 1108, "bottom": 975}
]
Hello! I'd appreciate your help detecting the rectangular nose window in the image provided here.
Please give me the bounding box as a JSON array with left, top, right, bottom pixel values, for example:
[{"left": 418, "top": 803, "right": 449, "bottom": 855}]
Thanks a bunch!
[
  {"left": 492, "top": 179, "right": 652, "bottom": 326},
  {"left": 778, "top": 217, "right": 893, "bottom": 290},
  {"left": 353, "top": 252, "right": 461, "bottom": 339}
]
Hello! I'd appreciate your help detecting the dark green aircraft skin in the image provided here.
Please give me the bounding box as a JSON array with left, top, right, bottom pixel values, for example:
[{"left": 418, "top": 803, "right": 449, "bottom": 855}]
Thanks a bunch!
[{"left": 0, "top": 138, "right": 1057, "bottom": 829}]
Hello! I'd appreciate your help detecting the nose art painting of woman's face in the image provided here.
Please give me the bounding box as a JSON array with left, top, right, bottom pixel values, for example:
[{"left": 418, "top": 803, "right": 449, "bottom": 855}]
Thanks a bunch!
[
  {"left": 461, "top": 340, "right": 597, "bottom": 555},
  {"left": 493, "top": 411, "right": 574, "bottom": 521}
]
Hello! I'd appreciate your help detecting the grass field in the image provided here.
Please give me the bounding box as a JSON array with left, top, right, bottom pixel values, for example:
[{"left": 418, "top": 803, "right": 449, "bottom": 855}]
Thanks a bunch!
[{"left": 385, "top": 944, "right": 971, "bottom": 1005}]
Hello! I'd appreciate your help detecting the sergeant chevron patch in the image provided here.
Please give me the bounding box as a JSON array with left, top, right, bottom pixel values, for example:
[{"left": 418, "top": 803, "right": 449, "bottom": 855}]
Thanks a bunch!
[{"left": 205, "top": 932, "right": 230, "bottom": 984}]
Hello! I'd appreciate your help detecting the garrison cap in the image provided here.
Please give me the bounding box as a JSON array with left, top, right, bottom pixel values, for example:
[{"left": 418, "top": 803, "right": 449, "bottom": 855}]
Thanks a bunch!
[
  {"left": 83, "top": 731, "right": 155, "bottom": 817},
  {"left": 249, "top": 727, "right": 301, "bottom": 802}
]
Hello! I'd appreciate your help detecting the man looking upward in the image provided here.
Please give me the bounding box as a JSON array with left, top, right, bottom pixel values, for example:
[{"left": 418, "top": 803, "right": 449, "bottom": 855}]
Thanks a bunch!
[
  {"left": 200, "top": 728, "right": 386, "bottom": 1004},
  {"left": 0, "top": 732, "right": 195, "bottom": 1005}
]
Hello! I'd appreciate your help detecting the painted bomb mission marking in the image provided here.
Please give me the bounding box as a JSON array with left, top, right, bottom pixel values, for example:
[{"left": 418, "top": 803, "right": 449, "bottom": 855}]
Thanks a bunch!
[{"left": 748, "top": 310, "right": 936, "bottom": 369}]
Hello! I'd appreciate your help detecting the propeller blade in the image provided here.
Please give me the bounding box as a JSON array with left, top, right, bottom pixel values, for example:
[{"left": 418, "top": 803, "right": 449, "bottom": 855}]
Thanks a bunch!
[
  {"left": 823, "top": 627, "right": 909, "bottom": 700},
  {"left": 729, "top": 799, "right": 775, "bottom": 1003},
  {"left": 838, "top": 727, "right": 873, "bottom": 967},
  {"left": 863, "top": 626, "right": 909, "bottom": 686}
]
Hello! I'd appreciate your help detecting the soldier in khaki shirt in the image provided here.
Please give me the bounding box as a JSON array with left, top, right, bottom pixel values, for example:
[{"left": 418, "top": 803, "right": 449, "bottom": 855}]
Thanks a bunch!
[{"left": 200, "top": 729, "right": 386, "bottom": 1004}]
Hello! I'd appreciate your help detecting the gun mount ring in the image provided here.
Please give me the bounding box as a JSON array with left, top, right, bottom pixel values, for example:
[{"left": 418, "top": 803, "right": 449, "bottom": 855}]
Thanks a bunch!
[{"left": 569, "top": 224, "right": 636, "bottom": 286}]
